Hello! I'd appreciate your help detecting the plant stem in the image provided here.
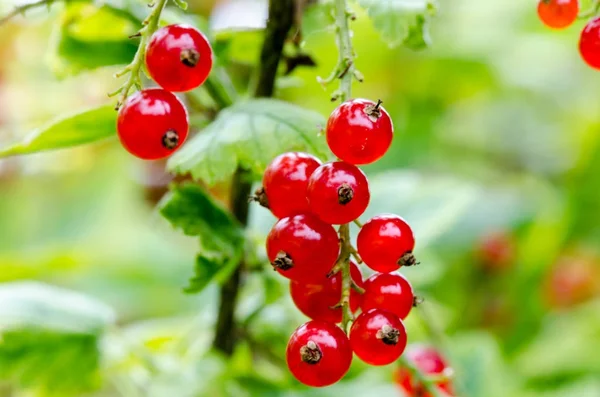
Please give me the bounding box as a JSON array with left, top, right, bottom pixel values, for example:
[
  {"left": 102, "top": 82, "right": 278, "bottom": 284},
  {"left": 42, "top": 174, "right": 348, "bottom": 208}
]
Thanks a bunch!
[
  {"left": 578, "top": 0, "right": 600, "bottom": 19},
  {"left": 110, "top": 0, "right": 169, "bottom": 109},
  {"left": 0, "top": 0, "right": 82, "bottom": 25},
  {"left": 338, "top": 224, "right": 354, "bottom": 331},
  {"left": 212, "top": 0, "right": 295, "bottom": 356},
  {"left": 331, "top": 0, "right": 356, "bottom": 333},
  {"left": 334, "top": 0, "right": 355, "bottom": 102}
]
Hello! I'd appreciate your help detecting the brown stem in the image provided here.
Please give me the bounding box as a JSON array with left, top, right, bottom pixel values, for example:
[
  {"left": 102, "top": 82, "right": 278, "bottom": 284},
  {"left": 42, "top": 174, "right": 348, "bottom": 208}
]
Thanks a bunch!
[{"left": 212, "top": 0, "right": 295, "bottom": 356}]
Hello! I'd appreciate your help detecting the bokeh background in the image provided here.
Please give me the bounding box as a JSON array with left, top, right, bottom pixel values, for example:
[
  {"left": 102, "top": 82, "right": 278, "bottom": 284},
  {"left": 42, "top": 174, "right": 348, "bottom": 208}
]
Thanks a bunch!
[{"left": 1, "top": 0, "right": 600, "bottom": 396}]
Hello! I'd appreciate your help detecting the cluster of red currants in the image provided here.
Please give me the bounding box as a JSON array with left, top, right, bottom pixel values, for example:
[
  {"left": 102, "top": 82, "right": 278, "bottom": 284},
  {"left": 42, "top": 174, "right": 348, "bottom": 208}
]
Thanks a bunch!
[
  {"left": 259, "top": 99, "right": 425, "bottom": 387},
  {"left": 116, "top": 25, "right": 213, "bottom": 160},
  {"left": 537, "top": 0, "right": 600, "bottom": 69}
]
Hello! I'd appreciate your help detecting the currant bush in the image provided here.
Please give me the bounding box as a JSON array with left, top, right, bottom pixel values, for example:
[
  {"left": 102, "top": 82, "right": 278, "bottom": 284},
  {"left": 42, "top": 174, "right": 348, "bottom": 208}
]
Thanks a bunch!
[
  {"left": 349, "top": 309, "right": 407, "bottom": 366},
  {"left": 361, "top": 272, "right": 414, "bottom": 320}
]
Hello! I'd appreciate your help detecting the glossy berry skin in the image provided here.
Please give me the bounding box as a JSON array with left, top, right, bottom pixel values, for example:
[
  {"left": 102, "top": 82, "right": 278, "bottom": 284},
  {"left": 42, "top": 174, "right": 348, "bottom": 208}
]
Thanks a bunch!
[
  {"left": 290, "top": 262, "right": 363, "bottom": 323},
  {"left": 580, "top": 17, "right": 600, "bottom": 70},
  {"left": 357, "top": 214, "right": 415, "bottom": 273},
  {"left": 117, "top": 89, "right": 189, "bottom": 160},
  {"left": 537, "top": 0, "right": 578, "bottom": 30},
  {"left": 307, "top": 162, "right": 370, "bottom": 225},
  {"left": 349, "top": 309, "right": 407, "bottom": 366},
  {"left": 146, "top": 24, "right": 213, "bottom": 92},
  {"left": 361, "top": 272, "right": 414, "bottom": 320},
  {"left": 262, "top": 152, "right": 322, "bottom": 218},
  {"left": 286, "top": 321, "right": 352, "bottom": 387},
  {"left": 326, "top": 99, "right": 393, "bottom": 165},
  {"left": 395, "top": 345, "right": 454, "bottom": 397},
  {"left": 266, "top": 214, "right": 339, "bottom": 282}
]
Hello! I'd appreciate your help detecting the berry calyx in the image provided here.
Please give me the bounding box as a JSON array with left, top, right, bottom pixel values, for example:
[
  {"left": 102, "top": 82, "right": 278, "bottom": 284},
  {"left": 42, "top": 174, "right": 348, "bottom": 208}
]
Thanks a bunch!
[
  {"left": 361, "top": 272, "right": 414, "bottom": 320},
  {"left": 290, "top": 261, "right": 363, "bottom": 323},
  {"left": 146, "top": 24, "right": 213, "bottom": 92},
  {"left": 261, "top": 152, "right": 322, "bottom": 218},
  {"left": 537, "top": 0, "right": 579, "bottom": 30},
  {"left": 286, "top": 321, "right": 352, "bottom": 387},
  {"left": 266, "top": 214, "right": 339, "bottom": 282},
  {"left": 349, "top": 309, "right": 407, "bottom": 366},
  {"left": 307, "top": 162, "right": 370, "bottom": 225},
  {"left": 117, "top": 89, "right": 189, "bottom": 160},
  {"left": 326, "top": 98, "right": 394, "bottom": 165},
  {"left": 580, "top": 17, "right": 600, "bottom": 70},
  {"left": 394, "top": 345, "right": 454, "bottom": 397},
  {"left": 357, "top": 214, "right": 416, "bottom": 273}
]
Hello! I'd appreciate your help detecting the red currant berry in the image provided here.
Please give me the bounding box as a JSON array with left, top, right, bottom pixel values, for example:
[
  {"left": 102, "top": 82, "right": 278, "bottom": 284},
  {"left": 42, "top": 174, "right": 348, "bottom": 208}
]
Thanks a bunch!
[
  {"left": 326, "top": 99, "right": 393, "bottom": 165},
  {"left": 307, "top": 162, "right": 370, "bottom": 225},
  {"left": 361, "top": 272, "right": 414, "bottom": 320},
  {"left": 286, "top": 321, "right": 352, "bottom": 387},
  {"left": 357, "top": 214, "right": 416, "bottom": 273},
  {"left": 580, "top": 17, "right": 600, "bottom": 69},
  {"left": 350, "top": 309, "right": 407, "bottom": 366},
  {"left": 261, "top": 152, "right": 322, "bottom": 218},
  {"left": 266, "top": 214, "right": 339, "bottom": 282},
  {"left": 394, "top": 345, "right": 454, "bottom": 397},
  {"left": 537, "top": 0, "right": 578, "bottom": 29},
  {"left": 290, "top": 262, "right": 363, "bottom": 323},
  {"left": 146, "top": 24, "right": 213, "bottom": 92},
  {"left": 117, "top": 89, "right": 189, "bottom": 160}
]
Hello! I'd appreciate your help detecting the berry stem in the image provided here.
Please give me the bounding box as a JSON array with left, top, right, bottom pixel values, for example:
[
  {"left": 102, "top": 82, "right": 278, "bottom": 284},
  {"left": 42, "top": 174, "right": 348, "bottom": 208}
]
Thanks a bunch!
[
  {"left": 398, "top": 355, "right": 449, "bottom": 397},
  {"left": 330, "top": 0, "right": 356, "bottom": 334},
  {"left": 579, "top": 0, "right": 600, "bottom": 19},
  {"left": 338, "top": 223, "right": 354, "bottom": 332},
  {"left": 109, "top": 0, "right": 170, "bottom": 109}
]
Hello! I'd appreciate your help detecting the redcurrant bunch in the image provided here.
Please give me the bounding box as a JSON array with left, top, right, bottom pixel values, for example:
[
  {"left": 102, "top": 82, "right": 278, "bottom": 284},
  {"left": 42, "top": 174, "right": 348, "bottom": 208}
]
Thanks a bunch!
[
  {"left": 394, "top": 345, "right": 455, "bottom": 397},
  {"left": 256, "top": 99, "right": 432, "bottom": 387},
  {"left": 116, "top": 24, "right": 213, "bottom": 159}
]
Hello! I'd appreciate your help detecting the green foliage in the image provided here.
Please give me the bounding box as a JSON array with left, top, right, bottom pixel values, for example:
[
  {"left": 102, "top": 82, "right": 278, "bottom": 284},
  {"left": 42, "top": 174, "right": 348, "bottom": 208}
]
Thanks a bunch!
[
  {"left": 48, "top": 3, "right": 139, "bottom": 76},
  {"left": 0, "top": 282, "right": 114, "bottom": 394},
  {"left": 167, "top": 99, "right": 330, "bottom": 185},
  {"left": 356, "top": 0, "right": 437, "bottom": 49},
  {"left": 0, "top": 106, "right": 116, "bottom": 158},
  {"left": 159, "top": 183, "right": 245, "bottom": 293}
]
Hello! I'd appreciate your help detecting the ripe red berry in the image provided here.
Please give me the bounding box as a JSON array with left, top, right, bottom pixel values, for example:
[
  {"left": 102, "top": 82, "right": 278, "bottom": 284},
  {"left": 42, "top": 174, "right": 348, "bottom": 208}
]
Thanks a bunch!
[
  {"left": 261, "top": 152, "right": 322, "bottom": 218},
  {"left": 290, "top": 262, "right": 363, "bottom": 323},
  {"left": 537, "top": 0, "right": 578, "bottom": 29},
  {"left": 394, "top": 345, "right": 454, "bottom": 397},
  {"left": 286, "top": 321, "right": 352, "bottom": 387},
  {"left": 307, "top": 162, "right": 370, "bottom": 225},
  {"left": 361, "top": 272, "right": 414, "bottom": 320},
  {"left": 357, "top": 214, "right": 416, "bottom": 273},
  {"left": 326, "top": 99, "right": 393, "bottom": 165},
  {"left": 117, "top": 89, "right": 189, "bottom": 160},
  {"left": 580, "top": 17, "right": 600, "bottom": 69},
  {"left": 266, "top": 214, "right": 339, "bottom": 282},
  {"left": 349, "top": 309, "right": 407, "bottom": 366},
  {"left": 146, "top": 24, "right": 213, "bottom": 92}
]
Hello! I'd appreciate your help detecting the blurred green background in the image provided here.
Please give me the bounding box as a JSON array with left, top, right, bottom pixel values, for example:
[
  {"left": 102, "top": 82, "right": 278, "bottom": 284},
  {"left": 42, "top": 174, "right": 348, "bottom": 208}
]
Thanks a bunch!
[{"left": 0, "top": 0, "right": 600, "bottom": 396}]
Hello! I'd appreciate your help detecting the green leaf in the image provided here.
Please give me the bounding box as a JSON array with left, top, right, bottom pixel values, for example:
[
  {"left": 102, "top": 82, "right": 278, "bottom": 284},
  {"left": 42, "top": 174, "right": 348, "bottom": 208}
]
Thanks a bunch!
[
  {"left": 0, "top": 106, "right": 116, "bottom": 158},
  {"left": 167, "top": 99, "right": 329, "bottom": 185},
  {"left": 49, "top": 4, "right": 139, "bottom": 77},
  {"left": 0, "top": 282, "right": 115, "bottom": 394},
  {"left": 356, "top": 0, "right": 437, "bottom": 49},
  {"left": 159, "top": 184, "right": 245, "bottom": 293}
]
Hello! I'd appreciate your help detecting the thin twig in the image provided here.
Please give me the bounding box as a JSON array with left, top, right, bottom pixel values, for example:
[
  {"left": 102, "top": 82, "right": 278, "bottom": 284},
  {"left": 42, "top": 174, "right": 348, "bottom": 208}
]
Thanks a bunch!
[
  {"left": 398, "top": 355, "right": 449, "bottom": 397},
  {"left": 0, "top": 0, "right": 69, "bottom": 25},
  {"left": 108, "top": 0, "right": 169, "bottom": 109}
]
